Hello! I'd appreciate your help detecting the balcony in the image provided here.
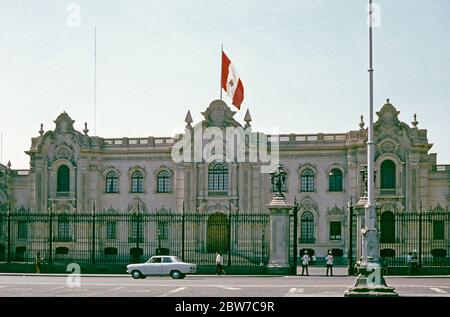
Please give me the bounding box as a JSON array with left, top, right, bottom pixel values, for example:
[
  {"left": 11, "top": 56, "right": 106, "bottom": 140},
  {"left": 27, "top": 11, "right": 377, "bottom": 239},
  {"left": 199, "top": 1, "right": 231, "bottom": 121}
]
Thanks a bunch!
[{"left": 299, "top": 238, "right": 316, "bottom": 244}]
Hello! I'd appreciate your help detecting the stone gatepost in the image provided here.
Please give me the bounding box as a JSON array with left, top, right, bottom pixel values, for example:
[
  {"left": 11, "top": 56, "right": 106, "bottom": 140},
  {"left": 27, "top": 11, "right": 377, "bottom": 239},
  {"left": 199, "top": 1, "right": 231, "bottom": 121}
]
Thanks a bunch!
[{"left": 266, "top": 195, "right": 293, "bottom": 275}]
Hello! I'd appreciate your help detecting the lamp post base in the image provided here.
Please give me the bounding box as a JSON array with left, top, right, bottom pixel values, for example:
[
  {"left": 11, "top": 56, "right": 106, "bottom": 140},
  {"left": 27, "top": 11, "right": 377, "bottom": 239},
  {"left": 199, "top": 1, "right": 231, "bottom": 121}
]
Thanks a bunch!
[{"left": 345, "top": 261, "right": 398, "bottom": 297}]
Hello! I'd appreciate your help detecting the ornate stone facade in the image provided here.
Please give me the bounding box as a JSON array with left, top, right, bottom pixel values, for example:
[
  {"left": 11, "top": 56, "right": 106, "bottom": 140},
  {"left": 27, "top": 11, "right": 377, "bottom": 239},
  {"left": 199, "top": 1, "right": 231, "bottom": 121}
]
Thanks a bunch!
[{"left": 1, "top": 99, "right": 449, "bottom": 257}]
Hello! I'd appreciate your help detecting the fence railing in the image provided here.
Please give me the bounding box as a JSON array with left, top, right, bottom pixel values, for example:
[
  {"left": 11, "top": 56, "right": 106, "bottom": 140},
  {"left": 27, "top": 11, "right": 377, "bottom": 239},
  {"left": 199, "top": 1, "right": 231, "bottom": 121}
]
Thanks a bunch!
[
  {"left": 352, "top": 210, "right": 450, "bottom": 269},
  {"left": 0, "top": 210, "right": 269, "bottom": 268}
]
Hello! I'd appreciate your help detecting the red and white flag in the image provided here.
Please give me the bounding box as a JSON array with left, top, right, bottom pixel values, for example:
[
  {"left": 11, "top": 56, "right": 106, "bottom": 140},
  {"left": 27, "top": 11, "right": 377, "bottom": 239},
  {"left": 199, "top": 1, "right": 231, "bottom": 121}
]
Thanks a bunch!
[{"left": 221, "top": 50, "right": 244, "bottom": 110}]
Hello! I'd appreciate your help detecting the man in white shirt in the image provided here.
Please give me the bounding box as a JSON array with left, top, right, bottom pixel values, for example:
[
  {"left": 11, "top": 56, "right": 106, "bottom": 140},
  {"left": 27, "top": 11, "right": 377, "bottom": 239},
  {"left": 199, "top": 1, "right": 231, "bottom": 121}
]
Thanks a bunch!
[
  {"left": 301, "top": 251, "right": 310, "bottom": 276},
  {"left": 325, "top": 250, "right": 334, "bottom": 276}
]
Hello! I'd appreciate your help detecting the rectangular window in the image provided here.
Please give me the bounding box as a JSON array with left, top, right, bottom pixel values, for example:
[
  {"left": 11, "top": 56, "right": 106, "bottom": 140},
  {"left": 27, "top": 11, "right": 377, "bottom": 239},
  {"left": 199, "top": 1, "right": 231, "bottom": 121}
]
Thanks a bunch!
[
  {"left": 130, "top": 221, "right": 144, "bottom": 242},
  {"left": 330, "top": 221, "right": 341, "bottom": 240},
  {"left": 433, "top": 221, "right": 445, "bottom": 240},
  {"left": 107, "top": 221, "right": 116, "bottom": 240},
  {"left": 158, "top": 222, "right": 169, "bottom": 240},
  {"left": 18, "top": 221, "right": 27, "bottom": 239},
  {"left": 58, "top": 221, "right": 70, "bottom": 241}
]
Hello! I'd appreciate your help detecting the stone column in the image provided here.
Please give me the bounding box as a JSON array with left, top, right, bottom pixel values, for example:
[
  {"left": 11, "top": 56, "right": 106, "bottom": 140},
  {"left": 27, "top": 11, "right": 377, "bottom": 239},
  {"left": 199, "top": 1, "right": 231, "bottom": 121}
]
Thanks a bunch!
[{"left": 266, "top": 195, "right": 293, "bottom": 275}]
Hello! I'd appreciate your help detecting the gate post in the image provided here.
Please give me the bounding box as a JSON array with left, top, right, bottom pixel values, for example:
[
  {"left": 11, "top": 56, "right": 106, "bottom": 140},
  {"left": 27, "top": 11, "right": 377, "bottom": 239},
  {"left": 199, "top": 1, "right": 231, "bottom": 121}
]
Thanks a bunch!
[
  {"left": 266, "top": 164, "right": 292, "bottom": 275},
  {"left": 266, "top": 196, "right": 292, "bottom": 275}
]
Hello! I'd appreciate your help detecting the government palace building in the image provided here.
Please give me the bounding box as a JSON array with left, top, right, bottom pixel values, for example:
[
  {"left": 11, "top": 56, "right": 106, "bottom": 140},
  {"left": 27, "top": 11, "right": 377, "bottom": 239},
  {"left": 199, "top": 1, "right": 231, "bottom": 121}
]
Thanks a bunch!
[{"left": 0, "top": 98, "right": 449, "bottom": 263}]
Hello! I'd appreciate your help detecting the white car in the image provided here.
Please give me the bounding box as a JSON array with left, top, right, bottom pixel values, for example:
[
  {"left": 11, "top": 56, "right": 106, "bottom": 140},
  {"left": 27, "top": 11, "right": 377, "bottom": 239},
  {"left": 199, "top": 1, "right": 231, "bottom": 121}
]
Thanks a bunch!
[{"left": 126, "top": 255, "right": 197, "bottom": 279}]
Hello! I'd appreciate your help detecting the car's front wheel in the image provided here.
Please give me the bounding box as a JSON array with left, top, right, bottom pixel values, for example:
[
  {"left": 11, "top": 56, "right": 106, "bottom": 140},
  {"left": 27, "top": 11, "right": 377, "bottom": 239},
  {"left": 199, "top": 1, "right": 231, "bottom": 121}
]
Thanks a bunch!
[
  {"left": 131, "top": 270, "right": 142, "bottom": 279},
  {"left": 170, "top": 270, "right": 183, "bottom": 279}
]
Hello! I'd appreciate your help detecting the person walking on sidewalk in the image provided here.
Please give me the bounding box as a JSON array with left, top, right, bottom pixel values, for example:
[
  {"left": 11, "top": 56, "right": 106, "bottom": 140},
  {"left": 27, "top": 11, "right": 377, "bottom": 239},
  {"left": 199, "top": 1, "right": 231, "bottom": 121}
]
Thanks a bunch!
[
  {"left": 325, "top": 250, "right": 334, "bottom": 276},
  {"left": 301, "top": 250, "right": 310, "bottom": 276},
  {"left": 215, "top": 252, "right": 224, "bottom": 275},
  {"left": 35, "top": 252, "right": 44, "bottom": 273}
]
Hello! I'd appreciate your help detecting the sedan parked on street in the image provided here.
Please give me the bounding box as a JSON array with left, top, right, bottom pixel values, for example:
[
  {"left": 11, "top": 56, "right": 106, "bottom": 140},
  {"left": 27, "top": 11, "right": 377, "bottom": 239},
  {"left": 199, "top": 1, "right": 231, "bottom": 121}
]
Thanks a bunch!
[{"left": 127, "top": 255, "right": 197, "bottom": 279}]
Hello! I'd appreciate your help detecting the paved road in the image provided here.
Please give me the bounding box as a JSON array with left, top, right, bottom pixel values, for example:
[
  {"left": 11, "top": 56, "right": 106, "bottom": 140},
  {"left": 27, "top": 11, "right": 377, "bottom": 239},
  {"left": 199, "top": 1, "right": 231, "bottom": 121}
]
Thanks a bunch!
[{"left": 0, "top": 273, "right": 449, "bottom": 297}]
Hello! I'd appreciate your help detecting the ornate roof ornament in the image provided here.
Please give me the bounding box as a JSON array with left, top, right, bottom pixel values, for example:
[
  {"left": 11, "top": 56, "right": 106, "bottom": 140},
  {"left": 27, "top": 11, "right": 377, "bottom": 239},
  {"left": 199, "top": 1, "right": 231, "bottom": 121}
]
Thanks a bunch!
[
  {"left": 54, "top": 111, "right": 75, "bottom": 134},
  {"left": 376, "top": 99, "right": 400, "bottom": 128},
  {"left": 39, "top": 123, "right": 44, "bottom": 136},
  {"left": 184, "top": 110, "right": 193, "bottom": 128},
  {"left": 359, "top": 115, "right": 365, "bottom": 130},
  {"left": 244, "top": 109, "right": 252, "bottom": 128},
  {"left": 83, "top": 122, "right": 89, "bottom": 135},
  {"left": 411, "top": 113, "right": 419, "bottom": 128},
  {"left": 201, "top": 100, "right": 241, "bottom": 128}
]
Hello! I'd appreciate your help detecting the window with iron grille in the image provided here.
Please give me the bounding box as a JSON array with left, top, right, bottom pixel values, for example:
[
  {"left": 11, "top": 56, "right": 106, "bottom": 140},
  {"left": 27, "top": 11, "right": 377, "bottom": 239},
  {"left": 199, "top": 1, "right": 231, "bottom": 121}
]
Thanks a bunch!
[
  {"left": 18, "top": 221, "right": 27, "bottom": 239},
  {"left": 131, "top": 221, "right": 143, "bottom": 241},
  {"left": 106, "top": 171, "right": 118, "bottom": 193},
  {"left": 158, "top": 221, "right": 169, "bottom": 240},
  {"left": 157, "top": 171, "right": 171, "bottom": 193},
  {"left": 329, "top": 221, "right": 341, "bottom": 240},
  {"left": 300, "top": 211, "right": 315, "bottom": 243},
  {"left": 107, "top": 221, "right": 116, "bottom": 240},
  {"left": 433, "top": 220, "right": 445, "bottom": 240},
  {"left": 208, "top": 162, "right": 228, "bottom": 192},
  {"left": 58, "top": 220, "right": 70, "bottom": 241},
  {"left": 300, "top": 169, "right": 314, "bottom": 192},
  {"left": 381, "top": 160, "right": 396, "bottom": 189},
  {"left": 329, "top": 169, "right": 343, "bottom": 192},
  {"left": 131, "top": 171, "right": 144, "bottom": 193},
  {"left": 57, "top": 165, "right": 70, "bottom": 192}
]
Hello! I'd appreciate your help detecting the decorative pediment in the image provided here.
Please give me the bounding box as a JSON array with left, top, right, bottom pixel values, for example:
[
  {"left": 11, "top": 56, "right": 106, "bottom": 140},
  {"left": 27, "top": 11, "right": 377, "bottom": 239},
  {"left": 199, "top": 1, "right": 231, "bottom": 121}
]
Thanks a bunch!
[
  {"left": 327, "top": 204, "right": 344, "bottom": 215},
  {"left": 128, "top": 198, "right": 147, "bottom": 212},
  {"left": 52, "top": 200, "right": 76, "bottom": 213},
  {"left": 201, "top": 100, "right": 242, "bottom": 128},
  {"left": 378, "top": 138, "right": 400, "bottom": 155},
  {"left": 299, "top": 196, "right": 318, "bottom": 212},
  {"left": 432, "top": 203, "right": 447, "bottom": 212}
]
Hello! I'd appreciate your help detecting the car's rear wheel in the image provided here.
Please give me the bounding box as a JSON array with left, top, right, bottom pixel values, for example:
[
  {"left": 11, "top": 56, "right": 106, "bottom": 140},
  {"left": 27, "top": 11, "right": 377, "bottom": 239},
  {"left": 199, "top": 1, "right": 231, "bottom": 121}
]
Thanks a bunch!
[
  {"left": 131, "top": 270, "right": 142, "bottom": 279},
  {"left": 170, "top": 270, "right": 182, "bottom": 279}
]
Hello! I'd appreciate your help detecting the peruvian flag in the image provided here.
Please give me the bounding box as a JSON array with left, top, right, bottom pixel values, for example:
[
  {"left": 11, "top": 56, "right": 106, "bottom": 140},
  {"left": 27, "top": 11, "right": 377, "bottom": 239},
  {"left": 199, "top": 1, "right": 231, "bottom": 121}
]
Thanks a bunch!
[{"left": 221, "top": 50, "right": 244, "bottom": 110}]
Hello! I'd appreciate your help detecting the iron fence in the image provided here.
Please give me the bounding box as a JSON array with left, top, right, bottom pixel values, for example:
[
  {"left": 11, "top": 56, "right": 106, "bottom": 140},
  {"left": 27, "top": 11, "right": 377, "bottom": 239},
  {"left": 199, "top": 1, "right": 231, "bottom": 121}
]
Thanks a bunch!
[
  {"left": 351, "top": 210, "right": 450, "bottom": 269},
  {"left": 0, "top": 209, "right": 269, "bottom": 268}
]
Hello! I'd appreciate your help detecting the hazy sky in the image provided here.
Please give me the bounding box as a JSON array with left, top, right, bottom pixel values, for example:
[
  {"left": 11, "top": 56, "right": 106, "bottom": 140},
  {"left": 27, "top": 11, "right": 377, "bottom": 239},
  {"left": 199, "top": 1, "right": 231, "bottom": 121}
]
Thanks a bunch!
[{"left": 1, "top": 0, "right": 449, "bottom": 169}]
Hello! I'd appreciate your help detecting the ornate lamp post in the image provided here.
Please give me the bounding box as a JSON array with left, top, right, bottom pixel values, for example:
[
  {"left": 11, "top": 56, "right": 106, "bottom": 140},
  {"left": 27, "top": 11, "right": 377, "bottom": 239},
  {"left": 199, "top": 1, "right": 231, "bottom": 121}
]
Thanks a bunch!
[{"left": 345, "top": 0, "right": 397, "bottom": 296}]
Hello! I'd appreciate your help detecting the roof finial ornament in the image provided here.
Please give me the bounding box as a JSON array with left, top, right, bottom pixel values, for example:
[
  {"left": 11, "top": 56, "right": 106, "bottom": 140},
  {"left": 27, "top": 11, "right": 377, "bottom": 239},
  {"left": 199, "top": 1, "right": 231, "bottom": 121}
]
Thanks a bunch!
[
  {"left": 359, "top": 115, "right": 365, "bottom": 129},
  {"left": 386, "top": 98, "right": 390, "bottom": 104},
  {"left": 412, "top": 113, "right": 419, "bottom": 128},
  {"left": 244, "top": 109, "right": 252, "bottom": 128},
  {"left": 83, "top": 122, "right": 89, "bottom": 135},
  {"left": 39, "top": 123, "right": 44, "bottom": 136},
  {"left": 185, "top": 110, "right": 193, "bottom": 128},
  {"left": 7, "top": 160, "right": 11, "bottom": 170}
]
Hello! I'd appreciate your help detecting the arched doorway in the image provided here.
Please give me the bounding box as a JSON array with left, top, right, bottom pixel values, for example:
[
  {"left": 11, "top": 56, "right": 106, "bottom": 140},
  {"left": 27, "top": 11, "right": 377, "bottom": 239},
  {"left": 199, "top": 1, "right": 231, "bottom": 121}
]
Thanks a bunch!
[{"left": 207, "top": 212, "right": 229, "bottom": 253}]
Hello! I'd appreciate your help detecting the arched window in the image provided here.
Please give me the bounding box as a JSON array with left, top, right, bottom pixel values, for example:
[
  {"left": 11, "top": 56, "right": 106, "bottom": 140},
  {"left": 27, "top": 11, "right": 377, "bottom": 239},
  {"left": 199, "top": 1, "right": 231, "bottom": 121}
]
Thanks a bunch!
[
  {"left": 300, "top": 169, "right": 314, "bottom": 192},
  {"left": 131, "top": 171, "right": 144, "bottom": 193},
  {"left": 57, "top": 165, "right": 70, "bottom": 193},
  {"left": 329, "top": 169, "right": 343, "bottom": 192},
  {"left": 208, "top": 162, "right": 228, "bottom": 192},
  {"left": 300, "top": 211, "right": 315, "bottom": 243},
  {"left": 157, "top": 170, "right": 171, "bottom": 193},
  {"left": 380, "top": 211, "right": 395, "bottom": 243},
  {"left": 381, "top": 160, "right": 396, "bottom": 190},
  {"left": 105, "top": 171, "right": 119, "bottom": 193}
]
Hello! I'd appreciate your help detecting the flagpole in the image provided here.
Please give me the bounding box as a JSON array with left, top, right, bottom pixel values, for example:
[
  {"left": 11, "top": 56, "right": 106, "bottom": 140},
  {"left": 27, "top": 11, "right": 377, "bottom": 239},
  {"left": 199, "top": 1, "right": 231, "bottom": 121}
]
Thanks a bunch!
[{"left": 220, "top": 44, "right": 223, "bottom": 100}]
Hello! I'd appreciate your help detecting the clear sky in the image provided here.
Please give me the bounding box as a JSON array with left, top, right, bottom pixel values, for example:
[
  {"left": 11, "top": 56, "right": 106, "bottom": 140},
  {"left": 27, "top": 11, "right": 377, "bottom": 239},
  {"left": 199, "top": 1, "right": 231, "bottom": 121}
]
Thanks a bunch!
[{"left": 0, "top": 0, "right": 449, "bottom": 169}]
